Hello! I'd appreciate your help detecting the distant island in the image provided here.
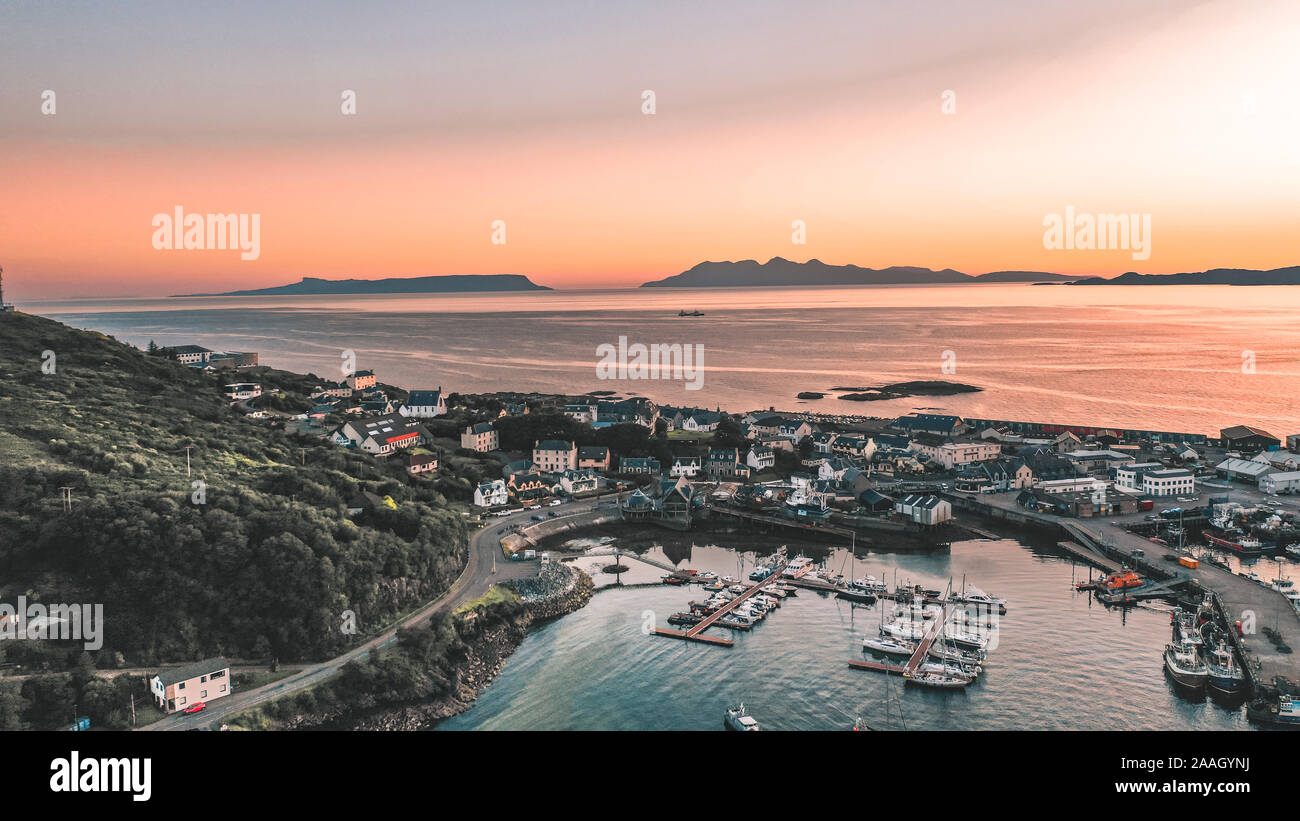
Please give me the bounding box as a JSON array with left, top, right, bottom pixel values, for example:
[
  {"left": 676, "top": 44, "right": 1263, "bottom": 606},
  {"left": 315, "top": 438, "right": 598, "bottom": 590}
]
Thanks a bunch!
[
  {"left": 175, "top": 274, "right": 552, "bottom": 297},
  {"left": 832, "top": 380, "right": 982, "bottom": 401},
  {"left": 1069, "top": 266, "right": 1300, "bottom": 286},
  {"left": 641, "top": 258, "right": 1081, "bottom": 287},
  {"left": 642, "top": 258, "right": 1300, "bottom": 288}
]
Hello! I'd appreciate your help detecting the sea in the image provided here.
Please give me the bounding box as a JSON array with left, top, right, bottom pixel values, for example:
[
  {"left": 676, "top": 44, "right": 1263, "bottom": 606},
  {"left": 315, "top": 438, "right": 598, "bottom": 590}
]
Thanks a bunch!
[{"left": 31, "top": 282, "right": 1300, "bottom": 434}]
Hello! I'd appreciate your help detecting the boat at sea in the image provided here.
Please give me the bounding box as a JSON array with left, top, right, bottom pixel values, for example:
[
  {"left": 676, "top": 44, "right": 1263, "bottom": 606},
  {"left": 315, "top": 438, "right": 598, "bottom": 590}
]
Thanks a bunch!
[
  {"left": 678, "top": 309, "right": 705, "bottom": 317},
  {"left": 1163, "top": 641, "right": 1208, "bottom": 689},
  {"left": 724, "top": 703, "right": 759, "bottom": 731},
  {"left": 749, "top": 566, "right": 773, "bottom": 581}
]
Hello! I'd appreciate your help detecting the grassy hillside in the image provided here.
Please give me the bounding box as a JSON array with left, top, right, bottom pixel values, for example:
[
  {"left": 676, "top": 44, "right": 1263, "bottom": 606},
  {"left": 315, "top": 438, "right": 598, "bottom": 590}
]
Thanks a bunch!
[{"left": 0, "top": 311, "right": 471, "bottom": 669}]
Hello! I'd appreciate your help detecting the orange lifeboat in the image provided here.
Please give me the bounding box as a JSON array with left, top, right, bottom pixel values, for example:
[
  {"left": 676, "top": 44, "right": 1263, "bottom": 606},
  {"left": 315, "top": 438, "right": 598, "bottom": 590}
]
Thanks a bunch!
[{"left": 1102, "top": 569, "right": 1144, "bottom": 591}]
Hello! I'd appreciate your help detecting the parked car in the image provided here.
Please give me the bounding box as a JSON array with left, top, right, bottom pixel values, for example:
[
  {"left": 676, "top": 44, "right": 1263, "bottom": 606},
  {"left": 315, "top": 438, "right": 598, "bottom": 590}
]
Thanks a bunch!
[
  {"left": 548, "top": 499, "right": 563, "bottom": 506},
  {"left": 531, "top": 514, "right": 545, "bottom": 521},
  {"left": 527, "top": 504, "right": 542, "bottom": 510},
  {"left": 183, "top": 702, "right": 206, "bottom": 714}
]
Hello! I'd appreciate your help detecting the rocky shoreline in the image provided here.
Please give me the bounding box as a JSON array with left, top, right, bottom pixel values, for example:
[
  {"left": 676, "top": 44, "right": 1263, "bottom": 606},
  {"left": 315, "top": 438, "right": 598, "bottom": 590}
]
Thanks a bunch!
[{"left": 281, "top": 562, "right": 594, "bottom": 731}]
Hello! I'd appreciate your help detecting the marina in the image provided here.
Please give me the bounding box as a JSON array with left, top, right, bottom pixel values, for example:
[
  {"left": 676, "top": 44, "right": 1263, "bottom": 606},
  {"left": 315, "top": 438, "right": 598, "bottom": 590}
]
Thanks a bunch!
[{"left": 440, "top": 536, "right": 1257, "bottom": 731}]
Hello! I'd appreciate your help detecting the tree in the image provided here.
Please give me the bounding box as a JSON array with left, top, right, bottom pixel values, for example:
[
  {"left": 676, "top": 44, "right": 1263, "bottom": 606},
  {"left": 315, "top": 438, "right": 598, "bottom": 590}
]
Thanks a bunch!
[
  {"left": 797, "top": 436, "right": 813, "bottom": 459},
  {"left": 713, "top": 415, "right": 746, "bottom": 449}
]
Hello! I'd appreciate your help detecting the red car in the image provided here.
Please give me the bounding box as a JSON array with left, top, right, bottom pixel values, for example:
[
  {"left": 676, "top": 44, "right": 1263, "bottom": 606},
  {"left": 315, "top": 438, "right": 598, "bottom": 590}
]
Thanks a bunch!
[{"left": 183, "top": 702, "right": 206, "bottom": 714}]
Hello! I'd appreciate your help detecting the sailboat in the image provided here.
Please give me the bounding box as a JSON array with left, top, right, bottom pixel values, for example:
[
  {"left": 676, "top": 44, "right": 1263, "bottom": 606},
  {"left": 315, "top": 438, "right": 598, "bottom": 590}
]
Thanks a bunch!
[{"left": 837, "top": 533, "right": 877, "bottom": 603}]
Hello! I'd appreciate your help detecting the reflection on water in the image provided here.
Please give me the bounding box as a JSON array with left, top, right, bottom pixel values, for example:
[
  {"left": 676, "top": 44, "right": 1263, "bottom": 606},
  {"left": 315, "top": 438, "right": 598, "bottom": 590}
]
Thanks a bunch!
[
  {"left": 36, "top": 283, "right": 1300, "bottom": 432},
  {"left": 438, "top": 538, "right": 1252, "bottom": 731}
]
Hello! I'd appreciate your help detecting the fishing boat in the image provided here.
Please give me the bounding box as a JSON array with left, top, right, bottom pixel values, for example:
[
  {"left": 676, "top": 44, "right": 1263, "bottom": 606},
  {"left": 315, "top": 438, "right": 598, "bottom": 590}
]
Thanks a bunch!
[
  {"left": 749, "top": 566, "right": 772, "bottom": 581},
  {"left": 703, "top": 581, "right": 726, "bottom": 592},
  {"left": 1286, "top": 543, "right": 1300, "bottom": 559},
  {"left": 1271, "top": 577, "right": 1296, "bottom": 593},
  {"left": 724, "top": 703, "right": 759, "bottom": 731},
  {"left": 662, "top": 574, "right": 689, "bottom": 586},
  {"left": 1204, "top": 526, "right": 1271, "bottom": 557},
  {"left": 862, "top": 636, "right": 916, "bottom": 657},
  {"left": 1170, "top": 608, "right": 1204, "bottom": 647},
  {"left": 1163, "top": 641, "right": 1208, "bottom": 689},
  {"left": 678, "top": 309, "right": 705, "bottom": 317},
  {"left": 728, "top": 584, "right": 746, "bottom": 594},
  {"left": 1205, "top": 646, "right": 1246, "bottom": 695},
  {"left": 1247, "top": 696, "right": 1300, "bottom": 727}
]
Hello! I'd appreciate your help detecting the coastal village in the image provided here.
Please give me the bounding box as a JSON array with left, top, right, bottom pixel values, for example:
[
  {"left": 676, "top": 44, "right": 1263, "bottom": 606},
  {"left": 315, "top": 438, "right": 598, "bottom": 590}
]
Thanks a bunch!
[{"left": 64, "top": 339, "right": 1300, "bottom": 726}]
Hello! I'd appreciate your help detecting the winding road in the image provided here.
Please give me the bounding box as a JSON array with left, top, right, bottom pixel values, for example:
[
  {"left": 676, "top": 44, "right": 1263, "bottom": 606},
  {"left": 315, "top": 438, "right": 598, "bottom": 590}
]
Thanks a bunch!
[{"left": 142, "top": 495, "right": 619, "bottom": 731}]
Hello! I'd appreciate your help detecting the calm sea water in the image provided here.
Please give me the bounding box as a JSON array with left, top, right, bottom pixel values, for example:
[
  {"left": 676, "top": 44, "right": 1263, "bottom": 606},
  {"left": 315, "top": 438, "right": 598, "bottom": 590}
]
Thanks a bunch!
[
  {"left": 438, "top": 537, "right": 1252, "bottom": 731},
  {"left": 32, "top": 283, "right": 1300, "bottom": 433}
]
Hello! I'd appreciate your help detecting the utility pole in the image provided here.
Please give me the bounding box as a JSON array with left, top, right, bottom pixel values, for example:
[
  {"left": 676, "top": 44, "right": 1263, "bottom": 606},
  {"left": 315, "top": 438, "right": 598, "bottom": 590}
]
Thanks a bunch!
[
  {"left": 58, "top": 487, "right": 73, "bottom": 513},
  {"left": 130, "top": 693, "right": 136, "bottom": 727},
  {"left": 185, "top": 446, "right": 193, "bottom": 478},
  {"left": 299, "top": 448, "right": 307, "bottom": 466}
]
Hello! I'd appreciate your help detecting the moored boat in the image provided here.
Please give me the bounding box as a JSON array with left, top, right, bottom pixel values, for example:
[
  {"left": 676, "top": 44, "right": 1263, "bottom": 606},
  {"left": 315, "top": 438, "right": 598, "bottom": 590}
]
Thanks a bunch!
[
  {"left": 1163, "top": 641, "right": 1208, "bottom": 689},
  {"left": 1205, "top": 646, "right": 1246, "bottom": 695},
  {"left": 862, "top": 636, "right": 916, "bottom": 657},
  {"left": 905, "top": 671, "right": 973, "bottom": 689}
]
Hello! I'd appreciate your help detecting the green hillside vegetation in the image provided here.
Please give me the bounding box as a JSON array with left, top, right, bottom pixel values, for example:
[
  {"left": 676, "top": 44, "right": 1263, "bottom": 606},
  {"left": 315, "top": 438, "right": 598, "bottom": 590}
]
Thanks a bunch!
[{"left": 0, "top": 311, "right": 471, "bottom": 672}]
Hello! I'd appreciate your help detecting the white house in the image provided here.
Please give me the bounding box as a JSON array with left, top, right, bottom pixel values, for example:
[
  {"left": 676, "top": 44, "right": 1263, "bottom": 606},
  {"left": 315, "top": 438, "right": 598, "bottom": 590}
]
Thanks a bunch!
[
  {"left": 1142, "top": 468, "right": 1195, "bottom": 497},
  {"left": 399, "top": 388, "right": 446, "bottom": 418},
  {"left": 1115, "top": 462, "right": 1163, "bottom": 492},
  {"left": 560, "top": 470, "right": 599, "bottom": 495},
  {"left": 670, "top": 456, "right": 701, "bottom": 477},
  {"left": 474, "top": 479, "right": 508, "bottom": 507},
  {"left": 222, "top": 382, "right": 261, "bottom": 401},
  {"left": 172, "top": 345, "right": 213, "bottom": 366},
  {"left": 746, "top": 445, "right": 775, "bottom": 471}
]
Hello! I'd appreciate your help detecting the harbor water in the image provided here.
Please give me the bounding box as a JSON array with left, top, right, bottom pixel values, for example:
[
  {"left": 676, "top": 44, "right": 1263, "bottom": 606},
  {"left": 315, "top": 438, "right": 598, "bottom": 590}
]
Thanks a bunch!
[{"left": 438, "top": 536, "right": 1256, "bottom": 731}]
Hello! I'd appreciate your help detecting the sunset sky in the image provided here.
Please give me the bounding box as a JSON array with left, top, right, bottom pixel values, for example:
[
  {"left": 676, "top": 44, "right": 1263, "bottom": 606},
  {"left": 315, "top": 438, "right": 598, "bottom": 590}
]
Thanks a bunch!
[{"left": 2, "top": 0, "right": 1298, "bottom": 298}]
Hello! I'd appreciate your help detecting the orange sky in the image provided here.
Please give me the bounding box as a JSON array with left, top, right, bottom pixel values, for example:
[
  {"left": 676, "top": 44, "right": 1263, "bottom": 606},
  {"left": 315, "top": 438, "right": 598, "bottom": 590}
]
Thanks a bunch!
[{"left": 1, "top": 0, "right": 1297, "bottom": 298}]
